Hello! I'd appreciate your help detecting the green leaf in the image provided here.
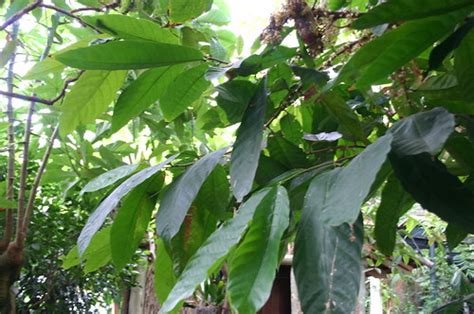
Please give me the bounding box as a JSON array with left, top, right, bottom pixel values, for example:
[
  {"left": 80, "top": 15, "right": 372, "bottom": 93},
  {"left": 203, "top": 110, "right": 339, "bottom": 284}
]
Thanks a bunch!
[
  {"left": 111, "top": 175, "right": 163, "bottom": 270},
  {"left": 445, "top": 223, "right": 468, "bottom": 250},
  {"left": 353, "top": 0, "right": 474, "bottom": 29},
  {"left": 84, "top": 15, "right": 179, "bottom": 44},
  {"left": 230, "top": 79, "right": 267, "bottom": 202},
  {"left": 374, "top": 174, "right": 414, "bottom": 256},
  {"left": 294, "top": 170, "right": 364, "bottom": 314},
  {"left": 80, "top": 164, "right": 138, "bottom": 195},
  {"left": 390, "top": 153, "right": 474, "bottom": 233},
  {"left": 160, "top": 63, "right": 211, "bottom": 121},
  {"left": 155, "top": 239, "right": 181, "bottom": 313},
  {"left": 445, "top": 134, "right": 474, "bottom": 171},
  {"left": 337, "top": 10, "right": 469, "bottom": 88},
  {"left": 320, "top": 92, "right": 366, "bottom": 141},
  {"left": 215, "top": 79, "right": 257, "bottom": 124},
  {"left": 168, "top": 0, "right": 213, "bottom": 23},
  {"left": 55, "top": 40, "right": 203, "bottom": 70},
  {"left": 228, "top": 186, "right": 290, "bottom": 313},
  {"left": 0, "top": 198, "right": 16, "bottom": 209},
  {"left": 111, "top": 65, "right": 183, "bottom": 132},
  {"left": 322, "top": 134, "right": 393, "bottom": 226},
  {"left": 156, "top": 148, "right": 227, "bottom": 242},
  {"left": 0, "top": 39, "right": 16, "bottom": 68},
  {"left": 194, "top": 164, "right": 230, "bottom": 218},
  {"left": 59, "top": 70, "right": 127, "bottom": 136},
  {"left": 78, "top": 156, "right": 176, "bottom": 255},
  {"left": 160, "top": 188, "right": 272, "bottom": 312},
  {"left": 267, "top": 136, "right": 309, "bottom": 169},
  {"left": 234, "top": 46, "right": 297, "bottom": 76},
  {"left": 455, "top": 29, "right": 474, "bottom": 100},
  {"left": 389, "top": 107, "right": 455, "bottom": 156}
]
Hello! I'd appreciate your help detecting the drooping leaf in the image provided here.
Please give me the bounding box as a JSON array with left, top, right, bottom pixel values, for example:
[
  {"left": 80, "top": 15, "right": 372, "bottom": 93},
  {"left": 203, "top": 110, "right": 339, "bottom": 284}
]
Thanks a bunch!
[
  {"left": 390, "top": 153, "right": 474, "bottom": 233},
  {"left": 230, "top": 78, "right": 267, "bottom": 202},
  {"left": 111, "top": 175, "right": 163, "bottom": 270},
  {"left": 80, "top": 164, "right": 138, "bottom": 195},
  {"left": 455, "top": 29, "right": 474, "bottom": 100},
  {"left": 84, "top": 15, "right": 179, "bottom": 43},
  {"left": 215, "top": 79, "right": 257, "bottom": 124},
  {"left": 155, "top": 239, "right": 182, "bottom": 314},
  {"left": 59, "top": 70, "right": 127, "bottom": 136},
  {"left": 78, "top": 156, "right": 176, "bottom": 255},
  {"left": 388, "top": 107, "right": 455, "bottom": 156},
  {"left": 156, "top": 148, "right": 228, "bottom": 242},
  {"left": 55, "top": 40, "right": 203, "bottom": 70},
  {"left": 294, "top": 170, "right": 364, "bottom": 314},
  {"left": 321, "top": 134, "right": 393, "bottom": 226},
  {"left": 429, "top": 18, "right": 474, "bottom": 71},
  {"left": 194, "top": 164, "right": 230, "bottom": 218},
  {"left": 160, "top": 188, "right": 272, "bottom": 312},
  {"left": 233, "top": 46, "right": 297, "bottom": 76},
  {"left": 160, "top": 63, "right": 211, "bottom": 121},
  {"left": 337, "top": 10, "right": 470, "bottom": 88},
  {"left": 353, "top": 0, "right": 474, "bottom": 29},
  {"left": 267, "top": 135, "right": 309, "bottom": 169},
  {"left": 168, "top": 0, "right": 213, "bottom": 23},
  {"left": 445, "top": 223, "right": 468, "bottom": 250},
  {"left": 111, "top": 65, "right": 183, "bottom": 132},
  {"left": 374, "top": 174, "right": 414, "bottom": 256},
  {"left": 228, "top": 186, "right": 290, "bottom": 313}
]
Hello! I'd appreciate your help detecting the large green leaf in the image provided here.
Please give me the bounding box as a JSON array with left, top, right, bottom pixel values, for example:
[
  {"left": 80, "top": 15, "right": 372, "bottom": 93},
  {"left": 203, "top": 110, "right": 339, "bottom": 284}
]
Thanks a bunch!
[
  {"left": 336, "top": 10, "right": 469, "bottom": 88},
  {"left": 390, "top": 153, "right": 474, "bottom": 233},
  {"left": 84, "top": 15, "right": 179, "bottom": 44},
  {"left": 321, "top": 134, "right": 393, "bottom": 226},
  {"left": 155, "top": 239, "right": 182, "bottom": 313},
  {"left": 228, "top": 186, "right": 290, "bottom": 314},
  {"left": 294, "top": 170, "right": 364, "bottom": 314},
  {"left": 60, "top": 70, "right": 127, "bottom": 136},
  {"left": 455, "top": 29, "right": 474, "bottom": 100},
  {"left": 445, "top": 223, "right": 468, "bottom": 250},
  {"left": 215, "top": 79, "right": 257, "bottom": 124},
  {"left": 267, "top": 135, "right": 309, "bottom": 169},
  {"left": 156, "top": 148, "right": 227, "bottom": 242},
  {"left": 230, "top": 79, "right": 267, "bottom": 202},
  {"left": 111, "top": 65, "right": 183, "bottom": 132},
  {"left": 168, "top": 0, "right": 213, "bottom": 23},
  {"left": 160, "top": 63, "right": 211, "bottom": 121},
  {"left": 320, "top": 92, "right": 366, "bottom": 141},
  {"left": 110, "top": 175, "right": 163, "bottom": 270},
  {"left": 194, "top": 164, "right": 230, "bottom": 218},
  {"left": 55, "top": 40, "right": 203, "bottom": 70},
  {"left": 80, "top": 164, "right": 138, "bottom": 195},
  {"left": 160, "top": 188, "right": 272, "bottom": 312},
  {"left": 353, "top": 0, "right": 474, "bottom": 29},
  {"left": 374, "top": 174, "right": 414, "bottom": 256},
  {"left": 78, "top": 156, "right": 176, "bottom": 255},
  {"left": 388, "top": 107, "right": 455, "bottom": 156}
]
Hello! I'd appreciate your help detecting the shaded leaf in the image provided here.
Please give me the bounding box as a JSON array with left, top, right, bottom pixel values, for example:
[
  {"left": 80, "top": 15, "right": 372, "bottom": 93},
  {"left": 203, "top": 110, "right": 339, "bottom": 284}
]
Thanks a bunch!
[
  {"left": 445, "top": 223, "right": 468, "bottom": 250},
  {"left": 55, "top": 40, "right": 203, "bottom": 70},
  {"left": 228, "top": 186, "right": 290, "bottom": 313},
  {"left": 295, "top": 170, "right": 363, "bottom": 314},
  {"left": 80, "top": 164, "right": 138, "bottom": 195},
  {"left": 78, "top": 156, "right": 176, "bottom": 255},
  {"left": 215, "top": 79, "right": 257, "bottom": 124},
  {"left": 168, "top": 0, "right": 213, "bottom": 23},
  {"left": 267, "top": 135, "right": 309, "bottom": 169},
  {"left": 230, "top": 78, "right": 267, "bottom": 202},
  {"left": 455, "top": 28, "right": 474, "bottom": 100},
  {"left": 155, "top": 239, "right": 181, "bottom": 313}
]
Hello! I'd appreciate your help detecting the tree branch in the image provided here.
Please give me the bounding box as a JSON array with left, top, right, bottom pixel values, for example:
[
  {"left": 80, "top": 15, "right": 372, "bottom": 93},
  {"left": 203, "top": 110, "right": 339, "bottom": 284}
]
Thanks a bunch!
[
  {"left": 2, "top": 23, "right": 20, "bottom": 248},
  {"left": 0, "top": 0, "right": 42, "bottom": 31},
  {"left": 264, "top": 84, "right": 303, "bottom": 128}
]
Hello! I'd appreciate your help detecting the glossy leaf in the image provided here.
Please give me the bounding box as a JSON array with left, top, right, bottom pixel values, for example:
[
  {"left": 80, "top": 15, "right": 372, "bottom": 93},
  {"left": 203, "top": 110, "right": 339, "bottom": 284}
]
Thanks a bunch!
[
  {"left": 160, "top": 63, "right": 211, "bottom": 121},
  {"left": 55, "top": 40, "right": 203, "bottom": 70},
  {"left": 322, "top": 134, "right": 393, "bottom": 226},
  {"left": 78, "top": 156, "right": 176, "bottom": 255},
  {"left": 455, "top": 28, "right": 474, "bottom": 100},
  {"left": 230, "top": 79, "right": 267, "bottom": 202},
  {"left": 390, "top": 153, "right": 474, "bottom": 233},
  {"left": 337, "top": 10, "right": 469, "bottom": 88},
  {"left": 80, "top": 164, "right": 138, "bottom": 195},
  {"left": 353, "top": 0, "right": 474, "bottom": 29},
  {"left": 84, "top": 15, "right": 179, "bottom": 43},
  {"left": 168, "top": 0, "right": 213, "bottom": 23},
  {"left": 375, "top": 174, "right": 414, "bottom": 255},
  {"left": 111, "top": 65, "right": 183, "bottom": 132},
  {"left": 228, "top": 186, "right": 290, "bottom": 313},
  {"left": 295, "top": 170, "right": 364, "bottom": 314},
  {"left": 156, "top": 147, "right": 227, "bottom": 242},
  {"left": 60, "top": 70, "right": 127, "bottom": 136},
  {"left": 110, "top": 175, "right": 163, "bottom": 270},
  {"left": 160, "top": 188, "right": 272, "bottom": 312},
  {"left": 389, "top": 107, "right": 455, "bottom": 156}
]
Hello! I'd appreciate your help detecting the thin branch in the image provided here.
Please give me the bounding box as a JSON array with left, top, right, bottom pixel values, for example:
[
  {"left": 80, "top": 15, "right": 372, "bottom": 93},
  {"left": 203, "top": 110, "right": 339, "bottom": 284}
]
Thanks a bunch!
[
  {"left": 39, "top": 4, "right": 101, "bottom": 31},
  {"left": 264, "top": 84, "right": 302, "bottom": 128},
  {"left": 308, "top": 145, "right": 366, "bottom": 154},
  {"left": 19, "top": 126, "right": 59, "bottom": 244},
  {"left": 70, "top": 2, "right": 119, "bottom": 13},
  {"left": 0, "top": 0, "right": 42, "bottom": 31},
  {"left": 3, "top": 23, "right": 20, "bottom": 248}
]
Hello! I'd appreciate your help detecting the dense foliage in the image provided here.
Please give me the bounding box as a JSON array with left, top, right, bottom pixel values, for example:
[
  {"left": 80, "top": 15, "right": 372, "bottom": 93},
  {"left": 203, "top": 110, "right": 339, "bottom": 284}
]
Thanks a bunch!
[{"left": 1, "top": 0, "right": 474, "bottom": 312}]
